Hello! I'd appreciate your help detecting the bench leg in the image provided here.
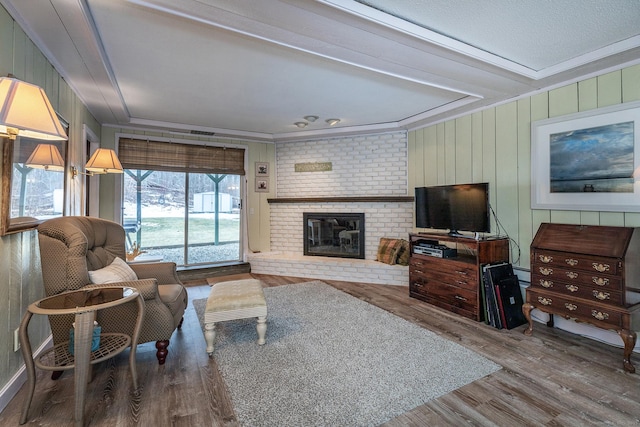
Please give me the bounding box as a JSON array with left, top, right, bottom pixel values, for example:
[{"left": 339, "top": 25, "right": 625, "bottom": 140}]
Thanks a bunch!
[
  {"left": 204, "top": 322, "right": 216, "bottom": 357},
  {"left": 256, "top": 316, "right": 267, "bottom": 345}
]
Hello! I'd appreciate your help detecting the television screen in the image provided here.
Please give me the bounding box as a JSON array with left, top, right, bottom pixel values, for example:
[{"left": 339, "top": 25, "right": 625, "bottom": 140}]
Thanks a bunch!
[{"left": 415, "top": 183, "right": 490, "bottom": 235}]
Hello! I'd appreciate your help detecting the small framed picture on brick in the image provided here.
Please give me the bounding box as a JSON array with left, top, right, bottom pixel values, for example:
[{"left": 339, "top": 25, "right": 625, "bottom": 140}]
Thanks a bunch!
[
  {"left": 255, "top": 177, "right": 269, "bottom": 192},
  {"left": 255, "top": 162, "right": 269, "bottom": 177}
]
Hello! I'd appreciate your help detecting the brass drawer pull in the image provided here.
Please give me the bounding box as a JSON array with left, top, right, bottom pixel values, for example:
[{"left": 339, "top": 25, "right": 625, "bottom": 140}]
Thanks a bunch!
[
  {"left": 592, "top": 290, "right": 610, "bottom": 301},
  {"left": 538, "top": 297, "right": 552, "bottom": 306},
  {"left": 591, "top": 310, "right": 609, "bottom": 321},
  {"left": 566, "top": 271, "right": 579, "bottom": 280},
  {"left": 592, "top": 263, "right": 610, "bottom": 273},
  {"left": 565, "top": 303, "right": 577, "bottom": 311},
  {"left": 592, "top": 277, "right": 609, "bottom": 287},
  {"left": 538, "top": 255, "right": 553, "bottom": 263},
  {"left": 539, "top": 280, "right": 554, "bottom": 288},
  {"left": 565, "top": 258, "right": 578, "bottom": 266},
  {"left": 566, "top": 284, "right": 579, "bottom": 292},
  {"left": 454, "top": 295, "right": 467, "bottom": 301},
  {"left": 539, "top": 267, "right": 553, "bottom": 276}
]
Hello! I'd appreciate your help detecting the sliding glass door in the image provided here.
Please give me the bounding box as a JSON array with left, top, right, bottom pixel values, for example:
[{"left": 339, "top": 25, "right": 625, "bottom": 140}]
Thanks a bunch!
[{"left": 122, "top": 169, "right": 241, "bottom": 267}]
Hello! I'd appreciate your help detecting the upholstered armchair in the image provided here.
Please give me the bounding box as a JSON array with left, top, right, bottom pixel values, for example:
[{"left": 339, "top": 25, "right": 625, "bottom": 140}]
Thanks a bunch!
[{"left": 37, "top": 216, "right": 188, "bottom": 365}]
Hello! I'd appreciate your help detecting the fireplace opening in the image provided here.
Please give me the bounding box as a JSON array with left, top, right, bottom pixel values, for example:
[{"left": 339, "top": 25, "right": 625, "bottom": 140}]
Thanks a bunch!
[{"left": 303, "top": 212, "right": 365, "bottom": 259}]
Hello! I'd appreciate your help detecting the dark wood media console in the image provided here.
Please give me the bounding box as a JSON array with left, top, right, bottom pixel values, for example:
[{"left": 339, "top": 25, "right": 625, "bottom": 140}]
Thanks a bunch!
[{"left": 409, "top": 232, "right": 510, "bottom": 321}]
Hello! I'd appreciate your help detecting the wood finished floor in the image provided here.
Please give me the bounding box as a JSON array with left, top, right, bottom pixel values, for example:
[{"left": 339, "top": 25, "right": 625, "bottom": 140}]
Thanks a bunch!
[{"left": 1, "top": 274, "right": 639, "bottom": 426}]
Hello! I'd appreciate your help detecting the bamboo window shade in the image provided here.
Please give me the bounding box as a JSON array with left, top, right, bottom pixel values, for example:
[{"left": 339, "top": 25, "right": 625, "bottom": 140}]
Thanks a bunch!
[{"left": 118, "top": 138, "right": 245, "bottom": 175}]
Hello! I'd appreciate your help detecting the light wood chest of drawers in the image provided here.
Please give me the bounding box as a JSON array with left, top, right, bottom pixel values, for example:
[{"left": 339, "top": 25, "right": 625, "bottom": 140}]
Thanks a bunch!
[{"left": 523, "top": 223, "right": 640, "bottom": 373}]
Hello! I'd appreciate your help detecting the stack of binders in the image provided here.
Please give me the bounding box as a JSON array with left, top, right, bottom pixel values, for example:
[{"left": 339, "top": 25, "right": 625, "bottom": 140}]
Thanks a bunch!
[{"left": 481, "top": 262, "right": 527, "bottom": 330}]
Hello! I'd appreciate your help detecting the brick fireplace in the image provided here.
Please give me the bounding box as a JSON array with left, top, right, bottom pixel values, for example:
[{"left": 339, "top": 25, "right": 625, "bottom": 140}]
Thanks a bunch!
[
  {"left": 246, "top": 131, "right": 414, "bottom": 285},
  {"left": 304, "top": 212, "right": 365, "bottom": 259}
]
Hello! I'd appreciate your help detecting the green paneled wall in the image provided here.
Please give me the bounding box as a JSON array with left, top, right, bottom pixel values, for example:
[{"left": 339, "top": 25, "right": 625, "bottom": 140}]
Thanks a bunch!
[
  {"left": 409, "top": 64, "right": 640, "bottom": 270},
  {"left": 0, "top": 5, "right": 100, "bottom": 395}
]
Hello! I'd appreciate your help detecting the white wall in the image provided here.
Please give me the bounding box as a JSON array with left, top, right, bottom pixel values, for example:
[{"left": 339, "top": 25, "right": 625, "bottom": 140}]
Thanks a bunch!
[
  {"left": 276, "top": 132, "right": 408, "bottom": 197},
  {"left": 248, "top": 131, "right": 412, "bottom": 284}
]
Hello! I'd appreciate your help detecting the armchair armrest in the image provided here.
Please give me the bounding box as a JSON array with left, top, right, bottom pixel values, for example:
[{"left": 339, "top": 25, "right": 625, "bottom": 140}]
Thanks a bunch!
[
  {"left": 130, "top": 262, "right": 182, "bottom": 285},
  {"left": 84, "top": 278, "right": 159, "bottom": 301}
]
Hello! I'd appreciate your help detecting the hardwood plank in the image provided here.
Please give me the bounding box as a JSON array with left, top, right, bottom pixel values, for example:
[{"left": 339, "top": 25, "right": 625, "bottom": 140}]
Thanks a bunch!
[{"left": 1, "top": 273, "right": 639, "bottom": 426}]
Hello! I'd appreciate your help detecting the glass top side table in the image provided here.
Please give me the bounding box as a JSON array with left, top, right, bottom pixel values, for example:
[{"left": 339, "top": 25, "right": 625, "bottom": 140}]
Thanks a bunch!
[{"left": 19, "top": 286, "right": 145, "bottom": 427}]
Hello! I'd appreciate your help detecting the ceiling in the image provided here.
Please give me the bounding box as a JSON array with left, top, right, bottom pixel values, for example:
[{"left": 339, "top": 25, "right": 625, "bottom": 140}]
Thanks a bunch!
[{"left": 2, "top": 0, "right": 640, "bottom": 142}]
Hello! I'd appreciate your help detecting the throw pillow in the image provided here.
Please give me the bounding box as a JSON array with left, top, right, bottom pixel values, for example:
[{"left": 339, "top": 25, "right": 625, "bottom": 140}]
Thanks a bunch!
[
  {"left": 395, "top": 239, "right": 410, "bottom": 266},
  {"left": 376, "top": 237, "right": 402, "bottom": 265},
  {"left": 89, "top": 256, "right": 138, "bottom": 284}
]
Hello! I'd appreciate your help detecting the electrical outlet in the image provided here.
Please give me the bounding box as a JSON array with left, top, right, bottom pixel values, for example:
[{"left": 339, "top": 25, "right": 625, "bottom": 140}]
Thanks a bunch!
[{"left": 14, "top": 328, "right": 20, "bottom": 352}]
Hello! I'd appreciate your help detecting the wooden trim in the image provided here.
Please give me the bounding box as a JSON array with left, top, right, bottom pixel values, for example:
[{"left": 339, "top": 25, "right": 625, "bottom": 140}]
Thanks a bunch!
[{"left": 267, "top": 196, "right": 414, "bottom": 204}]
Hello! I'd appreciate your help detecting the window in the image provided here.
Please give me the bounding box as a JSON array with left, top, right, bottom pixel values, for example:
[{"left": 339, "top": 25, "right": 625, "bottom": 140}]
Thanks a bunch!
[{"left": 119, "top": 138, "right": 244, "bottom": 267}]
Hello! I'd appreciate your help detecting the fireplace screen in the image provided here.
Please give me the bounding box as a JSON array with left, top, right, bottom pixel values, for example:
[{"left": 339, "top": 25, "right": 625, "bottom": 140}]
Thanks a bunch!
[{"left": 303, "top": 213, "right": 365, "bottom": 259}]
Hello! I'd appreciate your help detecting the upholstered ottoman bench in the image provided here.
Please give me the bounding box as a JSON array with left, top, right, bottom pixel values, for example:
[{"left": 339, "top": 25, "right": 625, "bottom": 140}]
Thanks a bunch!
[{"left": 204, "top": 279, "right": 267, "bottom": 357}]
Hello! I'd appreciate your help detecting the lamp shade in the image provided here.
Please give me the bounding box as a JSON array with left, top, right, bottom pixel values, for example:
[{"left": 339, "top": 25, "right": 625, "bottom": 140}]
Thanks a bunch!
[
  {"left": 25, "top": 143, "right": 65, "bottom": 171},
  {"left": 0, "top": 77, "right": 68, "bottom": 141},
  {"left": 85, "top": 148, "right": 123, "bottom": 174}
]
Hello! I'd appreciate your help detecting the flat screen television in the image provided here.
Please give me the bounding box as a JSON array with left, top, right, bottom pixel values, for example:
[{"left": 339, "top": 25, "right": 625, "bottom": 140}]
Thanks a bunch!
[{"left": 415, "top": 183, "right": 490, "bottom": 236}]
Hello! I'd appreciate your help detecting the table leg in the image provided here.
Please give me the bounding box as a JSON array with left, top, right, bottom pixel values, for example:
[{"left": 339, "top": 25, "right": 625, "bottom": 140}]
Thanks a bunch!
[
  {"left": 73, "top": 311, "right": 94, "bottom": 427},
  {"left": 19, "top": 311, "right": 35, "bottom": 425},
  {"left": 619, "top": 328, "right": 637, "bottom": 373},
  {"left": 522, "top": 302, "right": 534, "bottom": 336},
  {"left": 129, "top": 295, "right": 145, "bottom": 393}
]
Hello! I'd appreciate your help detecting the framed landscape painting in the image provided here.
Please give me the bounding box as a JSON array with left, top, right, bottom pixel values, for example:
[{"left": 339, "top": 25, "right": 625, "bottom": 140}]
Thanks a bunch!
[{"left": 531, "top": 101, "right": 640, "bottom": 212}]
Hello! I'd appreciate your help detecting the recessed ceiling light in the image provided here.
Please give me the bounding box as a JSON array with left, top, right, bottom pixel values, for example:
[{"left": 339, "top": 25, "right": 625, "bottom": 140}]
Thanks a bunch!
[
  {"left": 304, "top": 115, "right": 318, "bottom": 122},
  {"left": 325, "top": 118, "right": 340, "bottom": 126},
  {"left": 294, "top": 121, "right": 308, "bottom": 128}
]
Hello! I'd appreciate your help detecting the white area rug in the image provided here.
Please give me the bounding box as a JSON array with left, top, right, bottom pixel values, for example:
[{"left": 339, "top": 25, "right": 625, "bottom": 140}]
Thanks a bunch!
[{"left": 194, "top": 281, "right": 501, "bottom": 426}]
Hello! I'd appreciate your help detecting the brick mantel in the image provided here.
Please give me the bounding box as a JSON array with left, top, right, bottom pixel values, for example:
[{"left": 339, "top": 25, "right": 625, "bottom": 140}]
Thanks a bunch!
[
  {"left": 268, "top": 196, "right": 414, "bottom": 203},
  {"left": 249, "top": 131, "right": 413, "bottom": 285}
]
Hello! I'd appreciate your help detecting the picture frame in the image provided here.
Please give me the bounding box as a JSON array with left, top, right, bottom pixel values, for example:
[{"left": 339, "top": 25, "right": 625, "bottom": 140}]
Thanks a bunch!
[
  {"left": 531, "top": 100, "right": 640, "bottom": 212},
  {"left": 255, "top": 177, "right": 269, "bottom": 192},
  {"left": 255, "top": 162, "right": 269, "bottom": 177}
]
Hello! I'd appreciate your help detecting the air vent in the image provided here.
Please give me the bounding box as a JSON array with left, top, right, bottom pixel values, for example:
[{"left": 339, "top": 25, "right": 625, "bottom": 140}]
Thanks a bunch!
[{"left": 190, "top": 130, "right": 216, "bottom": 136}]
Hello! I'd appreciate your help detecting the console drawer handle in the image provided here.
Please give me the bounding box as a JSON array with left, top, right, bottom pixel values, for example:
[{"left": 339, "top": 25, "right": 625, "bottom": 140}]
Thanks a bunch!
[
  {"left": 454, "top": 295, "right": 467, "bottom": 301},
  {"left": 565, "top": 303, "right": 577, "bottom": 311},
  {"left": 592, "top": 290, "right": 610, "bottom": 301},
  {"left": 592, "top": 277, "right": 609, "bottom": 287},
  {"left": 565, "top": 258, "right": 578, "bottom": 266},
  {"left": 591, "top": 310, "right": 609, "bottom": 321},
  {"left": 566, "top": 271, "right": 579, "bottom": 280},
  {"left": 539, "top": 267, "right": 553, "bottom": 276},
  {"left": 538, "top": 297, "right": 552, "bottom": 306},
  {"left": 538, "top": 255, "right": 553, "bottom": 263},
  {"left": 592, "top": 263, "right": 610, "bottom": 273},
  {"left": 539, "top": 280, "right": 554, "bottom": 288},
  {"left": 566, "top": 285, "right": 579, "bottom": 292}
]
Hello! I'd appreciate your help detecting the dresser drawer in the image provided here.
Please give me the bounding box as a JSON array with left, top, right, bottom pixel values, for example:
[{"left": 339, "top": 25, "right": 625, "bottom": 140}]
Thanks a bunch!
[
  {"left": 410, "top": 258, "right": 477, "bottom": 291},
  {"left": 530, "top": 271, "right": 622, "bottom": 292},
  {"left": 530, "top": 273, "right": 624, "bottom": 305},
  {"left": 526, "top": 288, "right": 625, "bottom": 330},
  {"left": 532, "top": 250, "right": 621, "bottom": 276},
  {"left": 411, "top": 279, "right": 477, "bottom": 315}
]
